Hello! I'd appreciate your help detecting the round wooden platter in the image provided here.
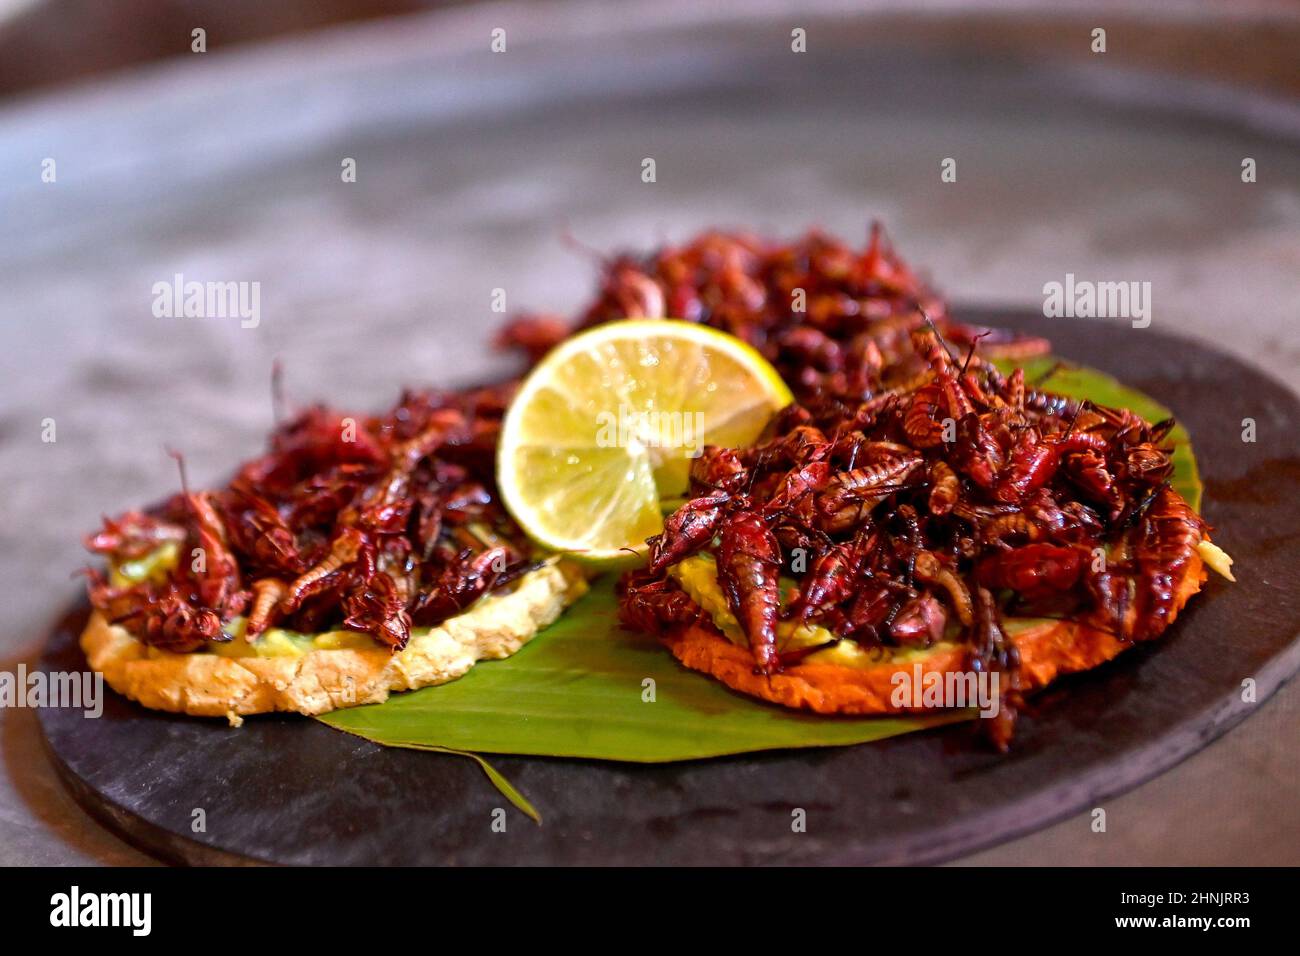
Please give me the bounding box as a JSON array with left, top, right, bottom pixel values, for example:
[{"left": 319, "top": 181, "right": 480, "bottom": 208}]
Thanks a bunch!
[{"left": 38, "top": 312, "right": 1300, "bottom": 865}]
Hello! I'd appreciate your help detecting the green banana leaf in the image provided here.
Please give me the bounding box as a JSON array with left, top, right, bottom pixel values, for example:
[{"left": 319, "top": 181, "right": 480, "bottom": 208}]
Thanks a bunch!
[
  {"left": 1001, "top": 357, "right": 1199, "bottom": 511},
  {"left": 320, "top": 359, "right": 1199, "bottom": 777},
  {"left": 321, "top": 583, "right": 972, "bottom": 762}
]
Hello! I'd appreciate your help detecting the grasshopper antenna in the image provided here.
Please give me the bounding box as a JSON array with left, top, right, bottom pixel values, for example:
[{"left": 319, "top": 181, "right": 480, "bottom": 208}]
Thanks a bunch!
[
  {"left": 558, "top": 223, "right": 611, "bottom": 269},
  {"left": 917, "top": 304, "right": 959, "bottom": 367},
  {"left": 1030, "top": 360, "right": 1065, "bottom": 387},
  {"left": 165, "top": 446, "right": 191, "bottom": 498},
  {"left": 271, "top": 358, "right": 287, "bottom": 426},
  {"left": 960, "top": 331, "right": 991, "bottom": 375}
]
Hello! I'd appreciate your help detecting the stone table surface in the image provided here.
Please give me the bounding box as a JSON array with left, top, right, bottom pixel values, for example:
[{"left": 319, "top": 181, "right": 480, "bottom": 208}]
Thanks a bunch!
[{"left": 1, "top": 1, "right": 1297, "bottom": 865}]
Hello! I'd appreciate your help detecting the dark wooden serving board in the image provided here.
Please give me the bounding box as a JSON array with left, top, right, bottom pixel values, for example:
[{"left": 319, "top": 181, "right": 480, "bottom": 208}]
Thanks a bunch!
[{"left": 38, "top": 313, "right": 1300, "bottom": 865}]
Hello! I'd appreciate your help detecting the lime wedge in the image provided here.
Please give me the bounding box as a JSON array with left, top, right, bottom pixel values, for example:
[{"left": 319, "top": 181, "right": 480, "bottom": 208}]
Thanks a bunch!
[{"left": 497, "top": 320, "right": 792, "bottom": 564}]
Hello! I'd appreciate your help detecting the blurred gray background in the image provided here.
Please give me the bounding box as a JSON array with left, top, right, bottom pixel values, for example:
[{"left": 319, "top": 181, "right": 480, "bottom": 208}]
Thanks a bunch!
[{"left": 1, "top": 0, "right": 1297, "bottom": 865}]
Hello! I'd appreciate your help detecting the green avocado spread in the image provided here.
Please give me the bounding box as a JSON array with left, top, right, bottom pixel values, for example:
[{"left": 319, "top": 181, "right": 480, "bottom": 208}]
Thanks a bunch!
[
  {"left": 669, "top": 554, "right": 962, "bottom": 668},
  {"left": 111, "top": 545, "right": 384, "bottom": 658},
  {"left": 108, "top": 541, "right": 180, "bottom": 589}
]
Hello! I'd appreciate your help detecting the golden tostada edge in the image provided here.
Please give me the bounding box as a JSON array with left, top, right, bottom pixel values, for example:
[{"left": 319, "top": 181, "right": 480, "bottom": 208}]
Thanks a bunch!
[
  {"left": 659, "top": 542, "right": 1227, "bottom": 715},
  {"left": 80, "top": 559, "right": 587, "bottom": 726}
]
